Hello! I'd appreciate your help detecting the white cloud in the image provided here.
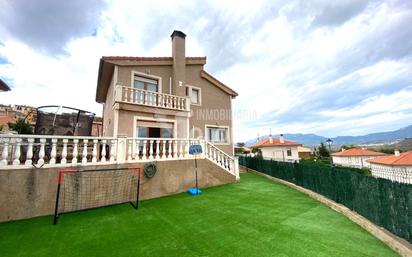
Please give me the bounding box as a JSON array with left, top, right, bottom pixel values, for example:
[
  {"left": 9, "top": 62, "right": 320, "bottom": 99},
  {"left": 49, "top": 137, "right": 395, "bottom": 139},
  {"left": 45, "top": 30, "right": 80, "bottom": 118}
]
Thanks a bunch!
[{"left": 0, "top": 0, "right": 411, "bottom": 143}]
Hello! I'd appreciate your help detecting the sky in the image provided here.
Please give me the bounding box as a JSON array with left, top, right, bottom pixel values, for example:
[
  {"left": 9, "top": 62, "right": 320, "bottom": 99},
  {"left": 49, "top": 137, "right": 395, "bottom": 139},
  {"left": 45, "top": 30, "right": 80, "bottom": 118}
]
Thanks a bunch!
[{"left": 0, "top": 0, "right": 412, "bottom": 142}]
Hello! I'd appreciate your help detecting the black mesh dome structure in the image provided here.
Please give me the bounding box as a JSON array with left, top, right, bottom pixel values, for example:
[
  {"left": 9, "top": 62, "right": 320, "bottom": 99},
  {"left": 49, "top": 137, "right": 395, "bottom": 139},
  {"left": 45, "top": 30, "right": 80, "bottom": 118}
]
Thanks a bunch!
[{"left": 35, "top": 106, "right": 95, "bottom": 136}]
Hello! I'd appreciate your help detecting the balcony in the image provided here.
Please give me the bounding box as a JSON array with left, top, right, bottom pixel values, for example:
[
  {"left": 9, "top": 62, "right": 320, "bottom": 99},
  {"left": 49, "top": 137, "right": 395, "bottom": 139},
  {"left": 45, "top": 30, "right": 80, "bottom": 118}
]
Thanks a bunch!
[{"left": 115, "top": 85, "right": 190, "bottom": 111}]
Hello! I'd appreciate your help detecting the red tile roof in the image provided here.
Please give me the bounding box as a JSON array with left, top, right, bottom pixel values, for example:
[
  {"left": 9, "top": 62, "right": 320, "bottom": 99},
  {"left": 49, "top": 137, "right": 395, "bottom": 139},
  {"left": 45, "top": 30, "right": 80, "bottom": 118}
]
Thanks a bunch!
[
  {"left": 331, "top": 148, "right": 386, "bottom": 157},
  {"left": 367, "top": 151, "right": 412, "bottom": 166},
  {"left": 252, "top": 138, "right": 301, "bottom": 147},
  {"left": 0, "top": 116, "right": 15, "bottom": 125}
]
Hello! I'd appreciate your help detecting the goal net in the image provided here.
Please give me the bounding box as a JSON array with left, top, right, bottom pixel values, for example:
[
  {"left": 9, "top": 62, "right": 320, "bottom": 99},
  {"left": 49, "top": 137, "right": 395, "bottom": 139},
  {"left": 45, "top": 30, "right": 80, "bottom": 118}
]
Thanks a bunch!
[{"left": 53, "top": 167, "right": 141, "bottom": 225}]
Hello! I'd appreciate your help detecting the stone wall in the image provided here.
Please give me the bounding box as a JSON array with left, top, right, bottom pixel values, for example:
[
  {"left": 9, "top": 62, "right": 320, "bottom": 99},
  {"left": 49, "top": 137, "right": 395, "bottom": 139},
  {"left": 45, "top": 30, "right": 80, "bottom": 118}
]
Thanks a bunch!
[{"left": 0, "top": 159, "right": 236, "bottom": 222}]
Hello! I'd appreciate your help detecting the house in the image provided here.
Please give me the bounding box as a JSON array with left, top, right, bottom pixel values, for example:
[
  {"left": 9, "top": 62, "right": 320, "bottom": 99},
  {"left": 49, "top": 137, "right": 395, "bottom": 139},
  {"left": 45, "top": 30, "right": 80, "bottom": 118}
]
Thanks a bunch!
[
  {"left": 366, "top": 150, "right": 412, "bottom": 184},
  {"left": 331, "top": 148, "right": 386, "bottom": 169},
  {"left": 297, "top": 146, "right": 312, "bottom": 158},
  {"left": 0, "top": 79, "right": 11, "bottom": 92},
  {"left": 95, "top": 30, "right": 238, "bottom": 156},
  {"left": 252, "top": 134, "right": 301, "bottom": 162}
]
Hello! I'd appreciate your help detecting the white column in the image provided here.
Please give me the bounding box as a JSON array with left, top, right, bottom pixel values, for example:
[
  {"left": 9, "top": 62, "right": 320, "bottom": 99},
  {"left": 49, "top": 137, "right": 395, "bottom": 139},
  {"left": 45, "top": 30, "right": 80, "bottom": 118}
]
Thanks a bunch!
[
  {"left": 92, "top": 139, "right": 98, "bottom": 163},
  {"left": 179, "top": 140, "right": 183, "bottom": 158},
  {"left": 72, "top": 139, "right": 79, "bottom": 164},
  {"left": 61, "top": 139, "right": 68, "bottom": 164},
  {"left": 173, "top": 140, "right": 177, "bottom": 158},
  {"left": 161, "top": 140, "right": 166, "bottom": 159},
  {"left": 81, "top": 139, "right": 88, "bottom": 164},
  {"left": 0, "top": 139, "right": 9, "bottom": 166},
  {"left": 127, "top": 139, "right": 133, "bottom": 161},
  {"left": 101, "top": 139, "right": 107, "bottom": 162},
  {"left": 109, "top": 139, "right": 116, "bottom": 162},
  {"left": 134, "top": 140, "right": 140, "bottom": 160},
  {"left": 155, "top": 140, "right": 160, "bottom": 159},
  {"left": 149, "top": 140, "right": 154, "bottom": 159},
  {"left": 142, "top": 140, "right": 147, "bottom": 160},
  {"left": 13, "top": 138, "right": 22, "bottom": 165},
  {"left": 25, "top": 138, "right": 34, "bottom": 165},
  {"left": 49, "top": 138, "right": 57, "bottom": 165},
  {"left": 37, "top": 138, "right": 46, "bottom": 165}
]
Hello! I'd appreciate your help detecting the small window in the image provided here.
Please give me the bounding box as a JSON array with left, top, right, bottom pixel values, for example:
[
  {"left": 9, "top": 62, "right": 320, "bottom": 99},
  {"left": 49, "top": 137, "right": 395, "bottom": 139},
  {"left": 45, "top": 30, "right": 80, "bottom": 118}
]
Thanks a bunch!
[
  {"left": 186, "top": 86, "right": 201, "bottom": 105},
  {"left": 287, "top": 149, "right": 292, "bottom": 157},
  {"left": 207, "top": 126, "right": 228, "bottom": 144}
]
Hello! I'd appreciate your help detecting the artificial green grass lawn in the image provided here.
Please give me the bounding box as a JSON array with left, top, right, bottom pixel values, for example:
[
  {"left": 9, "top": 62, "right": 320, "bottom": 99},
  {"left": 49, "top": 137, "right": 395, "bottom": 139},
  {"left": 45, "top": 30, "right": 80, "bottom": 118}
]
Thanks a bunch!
[{"left": 0, "top": 173, "right": 398, "bottom": 257}]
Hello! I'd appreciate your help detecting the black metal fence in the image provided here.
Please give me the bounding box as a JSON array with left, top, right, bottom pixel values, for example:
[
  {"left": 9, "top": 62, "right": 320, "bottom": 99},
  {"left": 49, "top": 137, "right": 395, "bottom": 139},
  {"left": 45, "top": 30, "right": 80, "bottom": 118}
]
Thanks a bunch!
[{"left": 239, "top": 156, "right": 412, "bottom": 243}]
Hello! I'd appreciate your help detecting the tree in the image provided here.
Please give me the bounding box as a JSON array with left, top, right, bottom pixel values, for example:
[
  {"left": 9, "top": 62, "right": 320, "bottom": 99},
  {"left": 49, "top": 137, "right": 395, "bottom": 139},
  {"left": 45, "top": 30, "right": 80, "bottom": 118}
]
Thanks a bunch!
[
  {"left": 8, "top": 118, "right": 33, "bottom": 134},
  {"left": 236, "top": 142, "right": 245, "bottom": 147},
  {"left": 318, "top": 142, "right": 330, "bottom": 158}
]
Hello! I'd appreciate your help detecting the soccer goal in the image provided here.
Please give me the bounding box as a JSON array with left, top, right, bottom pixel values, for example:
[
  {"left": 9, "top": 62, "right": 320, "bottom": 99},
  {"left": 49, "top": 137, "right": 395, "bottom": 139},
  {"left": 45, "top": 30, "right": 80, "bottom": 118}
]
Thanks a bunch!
[{"left": 53, "top": 167, "right": 141, "bottom": 225}]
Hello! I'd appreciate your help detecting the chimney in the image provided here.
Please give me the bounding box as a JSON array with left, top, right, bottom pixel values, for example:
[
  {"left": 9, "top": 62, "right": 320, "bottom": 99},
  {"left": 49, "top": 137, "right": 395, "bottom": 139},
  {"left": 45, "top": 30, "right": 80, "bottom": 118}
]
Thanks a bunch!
[
  {"left": 171, "top": 30, "right": 186, "bottom": 96},
  {"left": 279, "top": 134, "right": 285, "bottom": 144},
  {"left": 394, "top": 149, "right": 400, "bottom": 157},
  {"left": 269, "top": 129, "right": 273, "bottom": 143},
  {"left": 341, "top": 148, "right": 345, "bottom": 152}
]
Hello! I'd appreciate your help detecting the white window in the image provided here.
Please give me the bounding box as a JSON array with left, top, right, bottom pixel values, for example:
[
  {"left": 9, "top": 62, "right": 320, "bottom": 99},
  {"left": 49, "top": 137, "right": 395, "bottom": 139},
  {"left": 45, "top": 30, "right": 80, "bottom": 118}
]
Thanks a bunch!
[
  {"left": 206, "top": 126, "right": 228, "bottom": 144},
  {"left": 186, "top": 86, "right": 201, "bottom": 105}
]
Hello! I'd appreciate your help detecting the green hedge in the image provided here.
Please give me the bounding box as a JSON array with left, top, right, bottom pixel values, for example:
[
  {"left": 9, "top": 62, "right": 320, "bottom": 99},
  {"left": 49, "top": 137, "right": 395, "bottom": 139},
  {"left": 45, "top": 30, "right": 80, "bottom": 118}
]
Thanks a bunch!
[{"left": 239, "top": 156, "right": 412, "bottom": 243}]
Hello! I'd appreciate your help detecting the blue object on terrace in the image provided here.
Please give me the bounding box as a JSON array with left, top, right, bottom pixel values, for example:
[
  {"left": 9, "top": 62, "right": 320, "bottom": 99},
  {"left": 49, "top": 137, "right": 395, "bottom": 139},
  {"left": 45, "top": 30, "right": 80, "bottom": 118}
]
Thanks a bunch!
[
  {"left": 189, "top": 145, "right": 202, "bottom": 155},
  {"left": 187, "top": 187, "right": 202, "bottom": 195}
]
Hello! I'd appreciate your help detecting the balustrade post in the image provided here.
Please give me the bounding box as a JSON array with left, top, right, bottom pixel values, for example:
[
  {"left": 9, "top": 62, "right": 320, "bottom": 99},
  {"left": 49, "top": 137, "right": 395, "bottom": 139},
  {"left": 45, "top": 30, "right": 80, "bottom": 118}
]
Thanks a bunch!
[
  {"left": 82, "top": 139, "right": 88, "bottom": 164},
  {"left": 72, "top": 139, "right": 79, "bottom": 164},
  {"left": 49, "top": 138, "right": 57, "bottom": 165},
  {"left": 127, "top": 139, "right": 133, "bottom": 161},
  {"left": 92, "top": 139, "right": 98, "bottom": 163},
  {"left": 0, "top": 139, "right": 9, "bottom": 166},
  {"left": 173, "top": 140, "right": 177, "bottom": 158},
  {"left": 109, "top": 139, "right": 116, "bottom": 162},
  {"left": 155, "top": 140, "right": 160, "bottom": 159},
  {"left": 60, "top": 139, "right": 68, "bottom": 164},
  {"left": 179, "top": 140, "right": 183, "bottom": 158},
  {"left": 101, "top": 139, "right": 107, "bottom": 162},
  {"left": 12, "top": 138, "right": 22, "bottom": 165},
  {"left": 149, "top": 140, "right": 154, "bottom": 159},
  {"left": 165, "top": 140, "right": 170, "bottom": 159},
  {"left": 134, "top": 140, "right": 140, "bottom": 160},
  {"left": 25, "top": 138, "right": 34, "bottom": 165},
  {"left": 37, "top": 138, "right": 46, "bottom": 165}
]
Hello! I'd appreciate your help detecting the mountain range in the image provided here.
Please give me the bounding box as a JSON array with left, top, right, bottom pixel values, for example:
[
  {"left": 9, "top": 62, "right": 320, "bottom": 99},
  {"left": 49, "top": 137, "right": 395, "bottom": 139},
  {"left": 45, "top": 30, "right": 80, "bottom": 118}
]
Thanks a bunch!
[{"left": 244, "top": 125, "right": 412, "bottom": 148}]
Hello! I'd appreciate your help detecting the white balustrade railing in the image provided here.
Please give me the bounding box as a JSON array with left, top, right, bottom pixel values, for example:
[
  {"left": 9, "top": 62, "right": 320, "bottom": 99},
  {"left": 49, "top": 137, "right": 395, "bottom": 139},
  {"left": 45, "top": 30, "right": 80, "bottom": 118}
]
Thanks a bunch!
[
  {"left": 0, "top": 135, "right": 117, "bottom": 168},
  {"left": 125, "top": 138, "right": 202, "bottom": 161},
  {"left": 0, "top": 134, "right": 237, "bottom": 178},
  {"left": 204, "top": 141, "right": 236, "bottom": 175},
  {"left": 116, "top": 85, "right": 190, "bottom": 111}
]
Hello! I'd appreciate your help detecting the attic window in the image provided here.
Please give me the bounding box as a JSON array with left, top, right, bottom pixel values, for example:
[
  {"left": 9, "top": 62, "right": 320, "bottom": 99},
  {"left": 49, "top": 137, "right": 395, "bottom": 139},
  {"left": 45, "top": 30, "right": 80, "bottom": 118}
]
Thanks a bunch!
[{"left": 186, "top": 85, "right": 201, "bottom": 105}]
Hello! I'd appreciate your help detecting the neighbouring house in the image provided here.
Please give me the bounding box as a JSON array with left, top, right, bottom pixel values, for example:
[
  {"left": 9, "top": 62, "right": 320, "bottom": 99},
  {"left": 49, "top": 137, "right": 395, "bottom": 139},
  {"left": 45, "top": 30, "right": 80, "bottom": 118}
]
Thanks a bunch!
[
  {"left": 0, "top": 79, "right": 11, "bottom": 92},
  {"left": 252, "top": 134, "right": 301, "bottom": 162},
  {"left": 331, "top": 148, "right": 386, "bottom": 169},
  {"left": 366, "top": 150, "right": 412, "bottom": 184},
  {"left": 0, "top": 116, "right": 15, "bottom": 132},
  {"left": 298, "top": 146, "right": 312, "bottom": 158},
  {"left": 96, "top": 30, "right": 238, "bottom": 156}
]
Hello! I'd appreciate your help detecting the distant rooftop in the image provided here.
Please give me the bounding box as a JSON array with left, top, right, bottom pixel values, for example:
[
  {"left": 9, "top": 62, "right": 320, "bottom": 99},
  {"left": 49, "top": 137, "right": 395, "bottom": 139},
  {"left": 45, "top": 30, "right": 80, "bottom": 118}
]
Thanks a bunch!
[
  {"left": 331, "top": 148, "right": 386, "bottom": 157},
  {"left": 367, "top": 151, "right": 412, "bottom": 166}
]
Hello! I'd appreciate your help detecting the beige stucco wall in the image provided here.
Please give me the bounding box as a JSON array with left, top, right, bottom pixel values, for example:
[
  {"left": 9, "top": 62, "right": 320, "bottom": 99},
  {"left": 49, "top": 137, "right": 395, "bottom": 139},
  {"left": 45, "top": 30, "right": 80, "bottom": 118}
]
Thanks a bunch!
[
  {"left": 332, "top": 156, "right": 378, "bottom": 168},
  {"left": 261, "top": 146, "right": 300, "bottom": 162},
  {"left": 101, "top": 64, "right": 235, "bottom": 156},
  {"left": 102, "top": 69, "right": 116, "bottom": 136},
  {"left": 0, "top": 159, "right": 236, "bottom": 222}
]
